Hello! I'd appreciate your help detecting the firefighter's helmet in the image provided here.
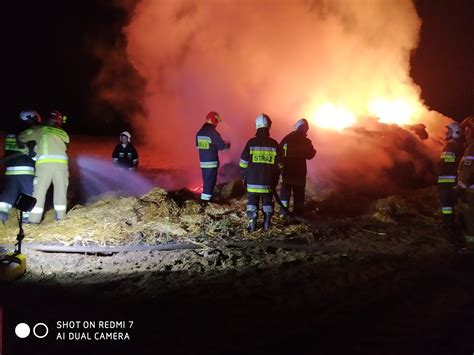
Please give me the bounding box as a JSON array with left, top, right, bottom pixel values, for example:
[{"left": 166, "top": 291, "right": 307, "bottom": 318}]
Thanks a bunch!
[
  {"left": 48, "top": 110, "right": 67, "bottom": 127},
  {"left": 19, "top": 110, "right": 41, "bottom": 124},
  {"left": 206, "top": 111, "right": 222, "bottom": 126},
  {"left": 446, "top": 121, "right": 464, "bottom": 140},
  {"left": 120, "top": 131, "right": 131, "bottom": 143},
  {"left": 294, "top": 118, "right": 309, "bottom": 132},
  {"left": 461, "top": 116, "right": 474, "bottom": 142},
  {"left": 255, "top": 113, "right": 271, "bottom": 129}
]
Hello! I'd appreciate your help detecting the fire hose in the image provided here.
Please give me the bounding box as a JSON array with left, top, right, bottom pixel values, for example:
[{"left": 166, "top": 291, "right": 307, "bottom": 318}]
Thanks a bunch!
[
  {"left": 21, "top": 241, "right": 333, "bottom": 254},
  {"left": 271, "top": 186, "right": 316, "bottom": 226}
]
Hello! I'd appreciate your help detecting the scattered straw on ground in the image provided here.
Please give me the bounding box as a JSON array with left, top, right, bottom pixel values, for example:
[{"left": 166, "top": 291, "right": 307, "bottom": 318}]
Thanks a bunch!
[{"left": 0, "top": 186, "right": 440, "bottom": 246}]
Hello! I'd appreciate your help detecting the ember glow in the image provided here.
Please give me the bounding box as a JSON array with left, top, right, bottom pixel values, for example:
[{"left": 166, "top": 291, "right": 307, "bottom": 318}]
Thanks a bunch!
[{"left": 93, "top": 0, "right": 452, "bottom": 193}]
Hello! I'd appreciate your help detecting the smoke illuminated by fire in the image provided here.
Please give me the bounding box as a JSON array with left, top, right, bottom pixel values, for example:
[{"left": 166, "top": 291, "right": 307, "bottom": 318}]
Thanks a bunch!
[{"left": 93, "top": 0, "right": 452, "bottom": 193}]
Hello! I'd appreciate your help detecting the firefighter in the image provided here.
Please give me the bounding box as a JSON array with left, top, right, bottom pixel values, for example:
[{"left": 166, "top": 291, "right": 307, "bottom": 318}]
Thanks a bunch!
[
  {"left": 112, "top": 131, "right": 139, "bottom": 171},
  {"left": 456, "top": 115, "right": 474, "bottom": 251},
  {"left": 18, "top": 110, "right": 69, "bottom": 223},
  {"left": 279, "top": 118, "right": 316, "bottom": 217},
  {"left": 436, "top": 121, "right": 465, "bottom": 245},
  {"left": 0, "top": 110, "right": 41, "bottom": 222},
  {"left": 195, "top": 111, "right": 230, "bottom": 204},
  {"left": 240, "top": 113, "right": 282, "bottom": 231}
]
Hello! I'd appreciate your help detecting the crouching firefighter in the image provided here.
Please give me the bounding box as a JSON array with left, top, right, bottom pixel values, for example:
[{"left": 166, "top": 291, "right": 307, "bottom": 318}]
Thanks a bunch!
[
  {"left": 0, "top": 110, "right": 41, "bottom": 222},
  {"left": 195, "top": 111, "right": 230, "bottom": 204},
  {"left": 456, "top": 116, "right": 474, "bottom": 251},
  {"left": 240, "top": 113, "right": 282, "bottom": 232},
  {"left": 19, "top": 110, "right": 69, "bottom": 223}
]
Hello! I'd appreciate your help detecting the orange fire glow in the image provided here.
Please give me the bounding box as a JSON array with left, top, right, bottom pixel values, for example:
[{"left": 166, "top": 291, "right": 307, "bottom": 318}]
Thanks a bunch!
[
  {"left": 368, "top": 98, "right": 422, "bottom": 125},
  {"left": 309, "top": 103, "right": 356, "bottom": 131},
  {"left": 308, "top": 97, "right": 425, "bottom": 132}
]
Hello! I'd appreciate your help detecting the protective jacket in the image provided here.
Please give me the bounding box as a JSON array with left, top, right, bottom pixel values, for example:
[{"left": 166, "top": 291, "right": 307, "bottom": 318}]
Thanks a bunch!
[
  {"left": 19, "top": 125, "right": 69, "bottom": 165},
  {"left": 457, "top": 142, "right": 474, "bottom": 189},
  {"left": 0, "top": 132, "right": 35, "bottom": 219},
  {"left": 240, "top": 128, "right": 282, "bottom": 193},
  {"left": 436, "top": 138, "right": 464, "bottom": 223},
  {"left": 112, "top": 143, "right": 139, "bottom": 169},
  {"left": 195, "top": 123, "right": 227, "bottom": 168},
  {"left": 3, "top": 133, "right": 35, "bottom": 175},
  {"left": 280, "top": 130, "right": 316, "bottom": 186},
  {"left": 438, "top": 139, "right": 464, "bottom": 186},
  {"left": 18, "top": 125, "right": 69, "bottom": 223}
]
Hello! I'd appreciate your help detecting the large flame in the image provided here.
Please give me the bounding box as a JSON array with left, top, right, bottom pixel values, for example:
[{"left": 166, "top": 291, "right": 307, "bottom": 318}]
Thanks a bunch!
[
  {"left": 308, "top": 97, "right": 425, "bottom": 131},
  {"left": 309, "top": 103, "right": 356, "bottom": 131}
]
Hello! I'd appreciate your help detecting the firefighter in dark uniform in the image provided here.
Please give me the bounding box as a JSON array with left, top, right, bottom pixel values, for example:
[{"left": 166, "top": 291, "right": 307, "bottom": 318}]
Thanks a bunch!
[
  {"left": 456, "top": 116, "right": 474, "bottom": 251},
  {"left": 279, "top": 118, "right": 316, "bottom": 216},
  {"left": 436, "top": 121, "right": 464, "bottom": 244},
  {"left": 0, "top": 110, "right": 40, "bottom": 222},
  {"left": 195, "top": 111, "right": 230, "bottom": 204},
  {"left": 112, "top": 131, "right": 139, "bottom": 171},
  {"left": 240, "top": 113, "right": 282, "bottom": 231}
]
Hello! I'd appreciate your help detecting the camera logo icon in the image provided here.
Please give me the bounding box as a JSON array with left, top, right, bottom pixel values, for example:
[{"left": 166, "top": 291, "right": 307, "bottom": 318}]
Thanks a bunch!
[{"left": 15, "top": 323, "right": 49, "bottom": 339}]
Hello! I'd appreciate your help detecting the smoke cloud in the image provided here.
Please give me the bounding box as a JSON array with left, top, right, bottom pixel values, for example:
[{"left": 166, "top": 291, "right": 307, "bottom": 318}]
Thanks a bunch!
[{"left": 94, "top": 0, "right": 451, "bottom": 195}]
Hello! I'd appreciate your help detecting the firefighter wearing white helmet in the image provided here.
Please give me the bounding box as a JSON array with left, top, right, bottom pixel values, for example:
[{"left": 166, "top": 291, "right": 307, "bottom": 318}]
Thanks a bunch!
[
  {"left": 112, "top": 131, "right": 139, "bottom": 171},
  {"left": 18, "top": 109, "right": 70, "bottom": 223},
  {"left": 0, "top": 110, "right": 41, "bottom": 222},
  {"left": 456, "top": 116, "right": 474, "bottom": 252},
  {"left": 278, "top": 118, "right": 316, "bottom": 217},
  {"left": 240, "top": 113, "right": 282, "bottom": 231}
]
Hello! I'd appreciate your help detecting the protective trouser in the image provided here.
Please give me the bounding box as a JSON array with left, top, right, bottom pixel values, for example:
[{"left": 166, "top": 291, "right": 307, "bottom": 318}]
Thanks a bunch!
[
  {"left": 247, "top": 192, "right": 274, "bottom": 231},
  {"left": 280, "top": 183, "right": 305, "bottom": 216},
  {"left": 437, "top": 184, "right": 456, "bottom": 229},
  {"left": 0, "top": 175, "right": 34, "bottom": 221},
  {"left": 201, "top": 167, "right": 218, "bottom": 201},
  {"left": 458, "top": 188, "right": 474, "bottom": 251},
  {"left": 29, "top": 163, "right": 69, "bottom": 223}
]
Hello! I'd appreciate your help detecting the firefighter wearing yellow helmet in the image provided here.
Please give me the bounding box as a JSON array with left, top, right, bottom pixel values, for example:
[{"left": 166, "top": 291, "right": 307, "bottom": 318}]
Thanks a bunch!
[
  {"left": 456, "top": 115, "right": 474, "bottom": 251},
  {"left": 18, "top": 110, "right": 69, "bottom": 223}
]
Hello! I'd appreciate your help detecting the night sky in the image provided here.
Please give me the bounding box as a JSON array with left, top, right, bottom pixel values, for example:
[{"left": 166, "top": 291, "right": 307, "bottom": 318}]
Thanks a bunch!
[{"left": 0, "top": 0, "right": 472, "bottom": 135}]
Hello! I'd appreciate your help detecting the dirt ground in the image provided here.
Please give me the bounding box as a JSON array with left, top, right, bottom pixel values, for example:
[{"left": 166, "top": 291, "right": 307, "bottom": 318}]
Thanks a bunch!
[
  {"left": 0, "top": 184, "right": 453, "bottom": 298},
  {"left": 3, "top": 184, "right": 474, "bottom": 355}
]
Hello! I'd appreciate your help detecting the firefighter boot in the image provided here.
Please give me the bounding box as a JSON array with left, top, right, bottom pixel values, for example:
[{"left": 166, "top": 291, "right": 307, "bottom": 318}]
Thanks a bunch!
[
  {"left": 263, "top": 212, "right": 272, "bottom": 231},
  {"left": 0, "top": 212, "right": 8, "bottom": 223},
  {"left": 247, "top": 211, "right": 258, "bottom": 232}
]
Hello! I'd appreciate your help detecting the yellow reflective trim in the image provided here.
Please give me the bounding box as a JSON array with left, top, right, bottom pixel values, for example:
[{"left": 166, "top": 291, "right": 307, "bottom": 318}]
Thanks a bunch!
[
  {"left": 251, "top": 150, "right": 276, "bottom": 164},
  {"left": 5, "top": 171, "right": 35, "bottom": 176},
  {"left": 197, "top": 140, "right": 210, "bottom": 149},
  {"left": 36, "top": 159, "right": 68, "bottom": 164},
  {"left": 239, "top": 162, "right": 248, "bottom": 168},
  {"left": 247, "top": 187, "right": 270, "bottom": 193}
]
